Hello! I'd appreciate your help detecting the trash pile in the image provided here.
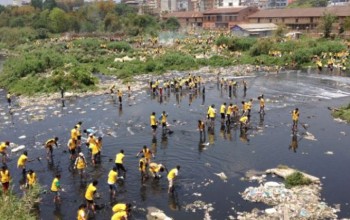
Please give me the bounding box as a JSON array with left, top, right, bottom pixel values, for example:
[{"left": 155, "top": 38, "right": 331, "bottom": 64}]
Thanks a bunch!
[
  {"left": 146, "top": 207, "right": 173, "bottom": 220},
  {"left": 238, "top": 168, "right": 339, "bottom": 219}
]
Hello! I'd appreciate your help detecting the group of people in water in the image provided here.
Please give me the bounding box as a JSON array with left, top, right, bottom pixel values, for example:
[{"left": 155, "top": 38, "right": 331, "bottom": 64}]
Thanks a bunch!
[{"left": 0, "top": 71, "right": 304, "bottom": 220}]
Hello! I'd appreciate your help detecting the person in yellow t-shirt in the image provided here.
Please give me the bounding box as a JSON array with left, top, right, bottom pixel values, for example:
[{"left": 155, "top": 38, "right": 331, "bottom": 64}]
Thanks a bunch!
[
  {"left": 292, "top": 108, "right": 299, "bottom": 132},
  {"left": 138, "top": 155, "right": 148, "bottom": 182},
  {"left": 258, "top": 95, "right": 265, "bottom": 115},
  {"left": 17, "top": 151, "right": 28, "bottom": 175},
  {"left": 111, "top": 211, "right": 128, "bottom": 220},
  {"left": 26, "top": 169, "right": 37, "bottom": 188},
  {"left": 74, "top": 152, "right": 87, "bottom": 179},
  {"left": 108, "top": 167, "right": 118, "bottom": 197},
  {"left": 112, "top": 203, "right": 131, "bottom": 213},
  {"left": 149, "top": 162, "right": 167, "bottom": 179},
  {"left": 85, "top": 180, "right": 98, "bottom": 214},
  {"left": 115, "top": 150, "right": 126, "bottom": 178},
  {"left": 89, "top": 142, "right": 99, "bottom": 166},
  {"left": 0, "top": 165, "right": 11, "bottom": 193},
  {"left": 136, "top": 145, "right": 154, "bottom": 164},
  {"left": 167, "top": 165, "right": 180, "bottom": 194},
  {"left": 77, "top": 204, "right": 87, "bottom": 220},
  {"left": 239, "top": 115, "right": 248, "bottom": 130},
  {"left": 45, "top": 137, "right": 58, "bottom": 161},
  {"left": 71, "top": 126, "right": 78, "bottom": 143},
  {"left": 150, "top": 112, "right": 158, "bottom": 135},
  {"left": 226, "top": 103, "right": 233, "bottom": 125},
  {"left": 67, "top": 138, "right": 76, "bottom": 160},
  {"left": 0, "top": 141, "right": 10, "bottom": 164},
  {"left": 220, "top": 103, "right": 226, "bottom": 123},
  {"left": 51, "top": 174, "right": 61, "bottom": 203},
  {"left": 76, "top": 121, "right": 82, "bottom": 149},
  {"left": 117, "top": 90, "right": 123, "bottom": 105}
]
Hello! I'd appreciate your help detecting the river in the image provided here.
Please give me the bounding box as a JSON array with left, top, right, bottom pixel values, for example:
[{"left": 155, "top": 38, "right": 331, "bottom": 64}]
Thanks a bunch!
[{"left": 0, "top": 69, "right": 350, "bottom": 219}]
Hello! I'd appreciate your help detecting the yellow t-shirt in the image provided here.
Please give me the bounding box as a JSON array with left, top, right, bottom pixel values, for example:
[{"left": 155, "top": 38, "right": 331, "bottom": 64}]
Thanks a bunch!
[
  {"left": 150, "top": 115, "right": 157, "bottom": 126},
  {"left": 75, "top": 157, "right": 86, "bottom": 169},
  {"left": 27, "top": 173, "right": 36, "bottom": 186},
  {"left": 77, "top": 209, "right": 86, "bottom": 220},
  {"left": 111, "top": 211, "right": 127, "bottom": 220},
  {"left": 90, "top": 143, "right": 99, "bottom": 155},
  {"left": 51, "top": 177, "right": 60, "bottom": 192},
  {"left": 85, "top": 183, "right": 96, "bottom": 201},
  {"left": 112, "top": 203, "right": 127, "bottom": 213},
  {"left": 0, "top": 142, "right": 8, "bottom": 153},
  {"left": 68, "top": 139, "right": 76, "bottom": 150},
  {"left": 292, "top": 110, "right": 299, "bottom": 121},
  {"left": 167, "top": 168, "right": 178, "bottom": 180},
  {"left": 220, "top": 105, "right": 226, "bottom": 114},
  {"left": 143, "top": 148, "right": 152, "bottom": 159},
  {"left": 108, "top": 170, "right": 118, "bottom": 185},
  {"left": 17, "top": 154, "right": 27, "bottom": 167},
  {"left": 0, "top": 170, "right": 10, "bottom": 183},
  {"left": 71, "top": 128, "right": 78, "bottom": 141},
  {"left": 115, "top": 153, "right": 124, "bottom": 164}
]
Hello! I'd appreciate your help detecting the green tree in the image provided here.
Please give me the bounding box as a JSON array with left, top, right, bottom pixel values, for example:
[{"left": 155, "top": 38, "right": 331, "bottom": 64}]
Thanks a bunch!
[
  {"left": 343, "top": 17, "right": 350, "bottom": 31},
  {"left": 31, "top": 0, "right": 43, "bottom": 9},
  {"left": 115, "top": 3, "right": 137, "bottom": 16},
  {"left": 320, "top": 12, "right": 336, "bottom": 38},
  {"left": 0, "top": 5, "right": 6, "bottom": 14},
  {"left": 49, "top": 8, "right": 68, "bottom": 33},
  {"left": 163, "top": 17, "right": 180, "bottom": 31},
  {"left": 43, "top": 0, "right": 57, "bottom": 10},
  {"left": 33, "top": 9, "right": 50, "bottom": 29}
]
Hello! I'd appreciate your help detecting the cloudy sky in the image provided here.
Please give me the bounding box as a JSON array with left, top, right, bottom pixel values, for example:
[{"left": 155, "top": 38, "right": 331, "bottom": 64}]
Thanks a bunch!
[{"left": 0, "top": 0, "right": 12, "bottom": 6}]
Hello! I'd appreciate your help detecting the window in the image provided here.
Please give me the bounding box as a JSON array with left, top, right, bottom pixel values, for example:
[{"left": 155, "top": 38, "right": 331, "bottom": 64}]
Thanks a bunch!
[
  {"left": 186, "top": 18, "right": 189, "bottom": 22},
  {"left": 269, "top": 19, "right": 272, "bottom": 23},
  {"left": 310, "top": 17, "right": 313, "bottom": 23},
  {"left": 296, "top": 18, "right": 298, "bottom": 23},
  {"left": 282, "top": 18, "right": 285, "bottom": 22},
  {"left": 258, "top": 18, "right": 260, "bottom": 23},
  {"left": 229, "top": 2, "right": 232, "bottom": 6}
]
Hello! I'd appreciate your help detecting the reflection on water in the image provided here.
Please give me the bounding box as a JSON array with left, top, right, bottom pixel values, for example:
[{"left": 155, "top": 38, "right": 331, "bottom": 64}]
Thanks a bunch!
[{"left": 1, "top": 71, "right": 350, "bottom": 219}]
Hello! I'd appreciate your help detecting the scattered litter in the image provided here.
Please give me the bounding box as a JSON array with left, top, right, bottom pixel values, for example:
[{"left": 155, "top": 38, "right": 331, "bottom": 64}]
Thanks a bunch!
[
  {"left": 11, "top": 145, "right": 25, "bottom": 153},
  {"left": 340, "top": 131, "right": 346, "bottom": 136},
  {"left": 193, "top": 193, "right": 202, "bottom": 197},
  {"left": 127, "top": 127, "right": 135, "bottom": 135},
  {"left": 303, "top": 131, "right": 317, "bottom": 141},
  {"left": 324, "top": 151, "right": 334, "bottom": 155},
  {"left": 265, "top": 208, "right": 277, "bottom": 214},
  {"left": 18, "top": 135, "right": 26, "bottom": 139},
  {"left": 214, "top": 172, "right": 228, "bottom": 182}
]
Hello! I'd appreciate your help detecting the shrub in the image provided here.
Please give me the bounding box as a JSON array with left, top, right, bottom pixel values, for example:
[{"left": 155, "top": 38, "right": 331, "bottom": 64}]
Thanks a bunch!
[
  {"left": 249, "top": 38, "right": 273, "bottom": 56},
  {"left": 107, "top": 41, "right": 132, "bottom": 52},
  {"left": 285, "top": 172, "right": 312, "bottom": 188}
]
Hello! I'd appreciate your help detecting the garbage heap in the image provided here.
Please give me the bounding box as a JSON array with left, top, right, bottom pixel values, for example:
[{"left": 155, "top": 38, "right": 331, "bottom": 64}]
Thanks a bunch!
[{"left": 238, "top": 181, "right": 338, "bottom": 219}]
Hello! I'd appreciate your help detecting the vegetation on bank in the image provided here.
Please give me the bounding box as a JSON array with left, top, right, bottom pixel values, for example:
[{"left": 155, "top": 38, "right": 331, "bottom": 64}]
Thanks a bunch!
[
  {"left": 0, "top": 184, "right": 42, "bottom": 219},
  {"left": 331, "top": 103, "right": 350, "bottom": 122},
  {"left": 0, "top": 34, "right": 349, "bottom": 95}
]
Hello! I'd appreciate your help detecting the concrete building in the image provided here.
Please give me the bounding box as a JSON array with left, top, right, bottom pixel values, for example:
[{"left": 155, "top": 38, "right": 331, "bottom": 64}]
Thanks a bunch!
[
  {"left": 202, "top": 6, "right": 258, "bottom": 29},
  {"left": 231, "top": 23, "right": 277, "bottom": 36},
  {"left": 218, "top": 0, "right": 241, "bottom": 7},
  {"left": 160, "top": 0, "right": 177, "bottom": 12},
  {"left": 248, "top": 6, "right": 350, "bottom": 30},
  {"left": 267, "top": 0, "right": 288, "bottom": 8}
]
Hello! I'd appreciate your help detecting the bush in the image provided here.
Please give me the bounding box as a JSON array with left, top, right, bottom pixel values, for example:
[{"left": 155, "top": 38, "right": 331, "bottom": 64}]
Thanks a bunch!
[
  {"left": 285, "top": 172, "right": 312, "bottom": 188},
  {"left": 249, "top": 38, "right": 273, "bottom": 56},
  {"left": 107, "top": 41, "right": 132, "bottom": 52},
  {"left": 228, "top": 37, "right": 257, "bottom": 51}
]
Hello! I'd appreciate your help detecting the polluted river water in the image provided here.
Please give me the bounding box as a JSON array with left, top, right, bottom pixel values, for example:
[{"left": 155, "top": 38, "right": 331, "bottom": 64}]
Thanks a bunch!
[{"left": 0, "top": 69, "right": 350, "bottom": 219}]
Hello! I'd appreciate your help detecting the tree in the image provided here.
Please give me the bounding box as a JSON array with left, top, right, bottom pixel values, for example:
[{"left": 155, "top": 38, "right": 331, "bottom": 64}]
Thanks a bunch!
[
  {"left": 0, "top": 5, "right": 6, "bottom": 14},
  {"left": 43, "top": 0, "right": 57, "bottom": 10},
  {"left": 31, "top": 0, "right": 43, "bottom": 9},
  {"left": 320, "top": 12, "right": 336, "bottom": 38},
  {"left": 163, "top": 17, "right": 180, "bottom": 31},
  {"left": 49, "top": 8, "right": 68, "bottom": 33},
  {"left": 343, "top": 17, "right": 350, "bottom": 31}
]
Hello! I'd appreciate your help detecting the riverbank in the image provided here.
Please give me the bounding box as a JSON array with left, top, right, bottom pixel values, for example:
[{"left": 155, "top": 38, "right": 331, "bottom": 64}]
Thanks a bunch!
[
  {"left": 331, "top": 103, "right": 350, "bottom": 122},
  {"left": 0, "top": 35, "right": 349, "bottom": 96}
]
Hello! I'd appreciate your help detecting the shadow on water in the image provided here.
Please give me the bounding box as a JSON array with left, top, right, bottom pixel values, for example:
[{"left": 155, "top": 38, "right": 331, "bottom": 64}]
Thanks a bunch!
[{"left": 2, "top": 70, "right": 350, "bottom": 219}]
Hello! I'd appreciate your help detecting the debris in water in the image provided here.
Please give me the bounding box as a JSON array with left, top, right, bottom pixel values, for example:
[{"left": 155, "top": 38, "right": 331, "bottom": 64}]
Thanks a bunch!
[
  {"left": 18, "top": 135, "right": 26, "bottom": 139},
  {"left": 214, "top": 172, "right": 228, "bottom": 182},
  {"left": 127, "top": 127, "right": 135, "bottom": 135},
  {"left": 303, "top": 132, "right": 317, "bottom": 141},
  {"left": 146, "top": 207, "right": 172, "bottom": 220},
  {"left": 11, "top": 145, "right": 25, "bottom": 153},
  {"left": 324, "top": 151, "right": 334, "bottom": 155}
]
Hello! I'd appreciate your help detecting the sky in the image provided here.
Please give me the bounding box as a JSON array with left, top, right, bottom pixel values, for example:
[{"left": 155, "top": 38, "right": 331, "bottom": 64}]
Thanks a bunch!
[{"left": 0, "top": 0, "right": 13, "bottom": 6}]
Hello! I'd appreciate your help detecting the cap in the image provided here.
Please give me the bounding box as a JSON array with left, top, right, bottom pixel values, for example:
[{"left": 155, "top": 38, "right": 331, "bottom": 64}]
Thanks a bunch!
[
  {"left": 79, "top": 152, "right": 84, "bottom": 156},
  {"left": 89, "top": 133, "right": 93, "bottom": 137}
]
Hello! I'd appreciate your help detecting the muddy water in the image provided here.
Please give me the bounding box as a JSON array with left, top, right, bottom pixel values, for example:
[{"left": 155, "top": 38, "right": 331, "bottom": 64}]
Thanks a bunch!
[{"left": 1, "top": 70, "right": 350, "bottom": 219}]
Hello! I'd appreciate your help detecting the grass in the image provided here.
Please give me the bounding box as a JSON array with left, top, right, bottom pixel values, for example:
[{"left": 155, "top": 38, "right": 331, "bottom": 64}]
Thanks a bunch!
[
  {"left": 285, "top": 172, "right": 312, "bottom": 189},
  {"left": 332, "top": 103, "right": 350, "bottom": 123},
  {"left": 0, "top": 184, "right": 42, "bottom": 220}
]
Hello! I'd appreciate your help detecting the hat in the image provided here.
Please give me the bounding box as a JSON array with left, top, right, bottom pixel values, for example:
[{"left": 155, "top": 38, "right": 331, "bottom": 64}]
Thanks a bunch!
[
  {"left": 89, "top": 133, "right": 93, "bottom": 137},
  {"left": 79, "top": 152, "right": 84, "bottom": 156}
]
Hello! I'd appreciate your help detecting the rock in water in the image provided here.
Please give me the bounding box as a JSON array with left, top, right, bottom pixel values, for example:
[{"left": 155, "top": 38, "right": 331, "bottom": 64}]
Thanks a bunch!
[{"left": 146, "top": 207, "right": 173, "bottom": 220}]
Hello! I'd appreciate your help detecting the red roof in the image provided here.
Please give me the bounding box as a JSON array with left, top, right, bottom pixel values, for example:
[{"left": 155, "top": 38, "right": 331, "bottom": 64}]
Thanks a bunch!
[
  {"left": 163, "top": 11, "right": 203, "bottom": 18},
  {"left": 249, "top": 6, "right": 350, "bottom": 18}
]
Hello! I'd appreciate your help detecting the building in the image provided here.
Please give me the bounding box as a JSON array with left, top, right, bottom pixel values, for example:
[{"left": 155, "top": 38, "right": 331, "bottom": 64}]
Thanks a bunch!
[
  {"left": 231, "top": 23, "right": 277, "bottom": 36},
  {"left": 160, "top": 0, "right": 177, "bottom": 12},
  {"left": 202, "top": 7, "right": 258, "bottom": 29},
  {"left": 162, "top": 11, "right": 203, "bottom": 28},
  {"left": 267, "top": 0, "right": 288, "bottom": 8},
  {"left": 218, "top": 0, "right": 241, "bottom": 8},
  {"left": 248, "top": 6, "right": 350, "bottom": 30}
]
